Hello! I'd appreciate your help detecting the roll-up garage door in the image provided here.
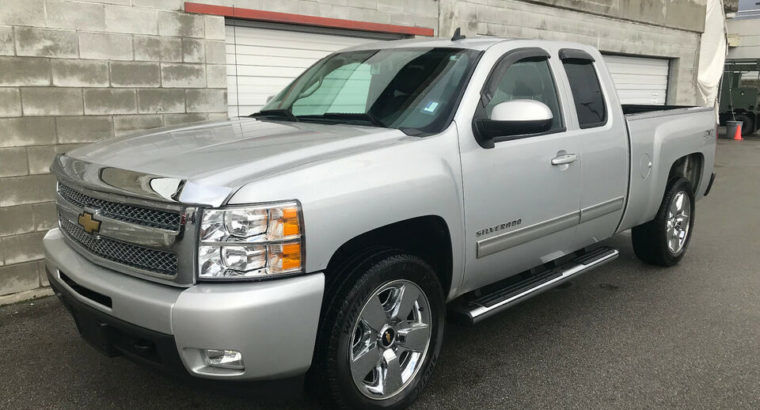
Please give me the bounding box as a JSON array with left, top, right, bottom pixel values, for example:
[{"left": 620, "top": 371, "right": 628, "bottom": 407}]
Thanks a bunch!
[
  {"left": 226, "top": 21, "right": 401, "bottom": 117},
  {"left": 602, "top": 55, "right": 670, "bottom": 105}
]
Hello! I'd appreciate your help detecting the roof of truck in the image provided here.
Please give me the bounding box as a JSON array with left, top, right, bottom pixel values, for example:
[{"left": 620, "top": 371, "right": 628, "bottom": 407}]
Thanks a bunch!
[{"left": 342, "top": 36, "right": 508, "bottom": 52}]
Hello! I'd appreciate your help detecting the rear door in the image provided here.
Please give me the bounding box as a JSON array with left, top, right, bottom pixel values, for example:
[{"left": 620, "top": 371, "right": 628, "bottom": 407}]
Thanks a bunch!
[
  {"left": 458, "top": 47, "right": 584, "bottom": 292},
  {"left": 558, "top": 49, "right": 628, "bottom": 242}
]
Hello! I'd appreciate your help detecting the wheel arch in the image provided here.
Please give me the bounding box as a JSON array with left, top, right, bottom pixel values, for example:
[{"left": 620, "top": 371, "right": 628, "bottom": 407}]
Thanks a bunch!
[
  {"left": 324, "top": 215, "right": 454, "bottom": 299},
  {"left": 667, "top": 152, "right": 704, "bottom": 194}
]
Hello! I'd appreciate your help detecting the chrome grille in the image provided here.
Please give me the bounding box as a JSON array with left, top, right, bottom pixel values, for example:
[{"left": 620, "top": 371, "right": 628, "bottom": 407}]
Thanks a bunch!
[
  {"left": 59, "top": 216, "right": 178, "bottom": 276},
  {"left": 52, "top": 155, "right": 199, "bottom": 287},
  {"left": 58, "top": 183, "right": 181, "bottom": 231}
]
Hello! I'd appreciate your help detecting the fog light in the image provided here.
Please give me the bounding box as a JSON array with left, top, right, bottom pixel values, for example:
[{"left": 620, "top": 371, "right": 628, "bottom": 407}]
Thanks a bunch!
[{"left": 203, "top": 349, "right": 244, "bottom": 370}]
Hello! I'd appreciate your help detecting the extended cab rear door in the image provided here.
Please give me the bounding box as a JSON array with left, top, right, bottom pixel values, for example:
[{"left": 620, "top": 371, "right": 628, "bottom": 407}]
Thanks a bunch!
[
  {"left": 556, "top": 49, "right": 628, "bottom": 242},
  {"left": 456, "top": 44, "right": 586, "bottom": 292}
]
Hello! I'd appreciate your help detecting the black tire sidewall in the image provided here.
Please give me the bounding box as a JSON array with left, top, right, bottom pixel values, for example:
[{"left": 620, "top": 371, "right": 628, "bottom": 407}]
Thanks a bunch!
[
  {"left": 323, "top": 254, "right": 445, "bottom": 409},
  {"left": 744, "top": 117, "right": 754, "bottom": 136}
]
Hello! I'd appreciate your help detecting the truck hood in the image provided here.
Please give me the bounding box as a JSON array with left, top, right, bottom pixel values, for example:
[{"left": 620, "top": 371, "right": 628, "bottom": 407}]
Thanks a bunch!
[{"left": 64, "top": 118, "right": 413, "bottom": 205}]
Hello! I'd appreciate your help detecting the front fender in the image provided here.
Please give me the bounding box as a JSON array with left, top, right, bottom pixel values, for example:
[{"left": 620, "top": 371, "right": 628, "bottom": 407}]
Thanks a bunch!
[{"left": 228, "top": 125, "right": 466, "bottom": 299}]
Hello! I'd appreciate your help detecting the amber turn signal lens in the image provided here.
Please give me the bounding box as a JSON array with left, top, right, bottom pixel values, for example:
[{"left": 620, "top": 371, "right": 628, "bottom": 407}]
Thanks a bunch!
[
  {"left": 280, "top": 243, "right": 301, "bottom": 271},
  {"left": 281, "top": 207, "right": 300, "bottom": 236},
  {"left": 281, "top": 207, "right": 299, "bottom": 220}
]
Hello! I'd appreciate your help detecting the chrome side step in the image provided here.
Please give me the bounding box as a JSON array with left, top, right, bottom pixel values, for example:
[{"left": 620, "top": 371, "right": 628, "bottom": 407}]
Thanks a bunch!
[{"left": 449, "top": 246, "right": 619, "bottom": 325}]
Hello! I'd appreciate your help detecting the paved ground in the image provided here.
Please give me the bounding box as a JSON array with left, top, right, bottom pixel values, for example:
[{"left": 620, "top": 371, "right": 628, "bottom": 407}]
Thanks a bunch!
[{"left": 2, "top": 138, "right": 760, "bottom": 409}]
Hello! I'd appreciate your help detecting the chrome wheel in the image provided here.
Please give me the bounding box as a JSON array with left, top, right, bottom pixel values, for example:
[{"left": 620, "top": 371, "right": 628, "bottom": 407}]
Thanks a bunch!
[
  {"left": 666, "top": 191, "right": 691, "bottom": 254},
  {"left": 349, "top": 280, "right": 431, "bottom": 400}
]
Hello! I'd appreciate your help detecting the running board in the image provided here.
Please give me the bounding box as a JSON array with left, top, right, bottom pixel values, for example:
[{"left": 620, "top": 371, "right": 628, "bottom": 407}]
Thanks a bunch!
[{"left": 449, "top": 247, "right": 619, "bottom": 325}]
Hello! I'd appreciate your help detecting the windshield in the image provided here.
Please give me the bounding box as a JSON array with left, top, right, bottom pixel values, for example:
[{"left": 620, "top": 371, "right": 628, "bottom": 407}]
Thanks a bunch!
[{"left": 255, "top": 47, "right": 480, "bottom": 134}]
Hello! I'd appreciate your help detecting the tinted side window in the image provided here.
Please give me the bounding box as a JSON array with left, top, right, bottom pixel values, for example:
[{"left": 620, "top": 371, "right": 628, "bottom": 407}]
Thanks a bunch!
[
  {"left": 485, "top": 58, "right": 563, "bottom": 131},
  {"left": 562, "top": 61, "right": 607, "bottom": 128}
]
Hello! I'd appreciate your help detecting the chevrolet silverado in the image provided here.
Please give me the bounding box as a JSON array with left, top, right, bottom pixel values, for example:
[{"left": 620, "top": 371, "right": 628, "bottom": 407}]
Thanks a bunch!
[{"left": 45, "top": 37, "right": 716, "bottom": 409}]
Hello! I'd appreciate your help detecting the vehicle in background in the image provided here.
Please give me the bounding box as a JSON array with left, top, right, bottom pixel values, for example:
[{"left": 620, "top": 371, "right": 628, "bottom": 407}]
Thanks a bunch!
[{"left": 719, "top": 70, "right": 759, "bottom": 135}]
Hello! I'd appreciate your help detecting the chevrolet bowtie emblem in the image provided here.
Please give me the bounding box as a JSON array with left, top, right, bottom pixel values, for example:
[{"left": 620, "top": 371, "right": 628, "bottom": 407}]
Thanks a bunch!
[
  {"left": 78, "top": 211, "right": 101, "bottom": 234},
  {"left": 385, "top": 332, "right": 391, "bottom": 344}
]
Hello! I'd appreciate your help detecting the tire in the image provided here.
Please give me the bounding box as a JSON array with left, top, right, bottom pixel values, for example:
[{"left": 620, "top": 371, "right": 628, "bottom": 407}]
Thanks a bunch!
[
  {"left": 632, "top": 177, "right": 695, "bottom": 266},
  {"left": 309, "top": 250, "right": 445, "bottom": 409},
  {"left": 736, "top": 114, "right": 755, "bottom": 136}
]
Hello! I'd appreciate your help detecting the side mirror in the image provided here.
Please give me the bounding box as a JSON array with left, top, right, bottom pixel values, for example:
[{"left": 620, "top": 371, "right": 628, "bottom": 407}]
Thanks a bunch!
[{"left": 475, "top": 100, "right": 553, "bottom": 142}]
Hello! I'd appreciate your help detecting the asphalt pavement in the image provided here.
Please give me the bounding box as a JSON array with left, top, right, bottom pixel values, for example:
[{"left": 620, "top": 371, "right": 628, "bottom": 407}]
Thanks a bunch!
[{"left": 2, "top": 138, "right": 760, "bottom": 409}]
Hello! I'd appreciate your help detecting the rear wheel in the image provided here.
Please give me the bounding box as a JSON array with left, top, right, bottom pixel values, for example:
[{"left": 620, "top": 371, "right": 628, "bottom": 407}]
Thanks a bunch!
[
  {"left": 310, "top": 251, "right": 445, "bottom": 409},
  {"left": 632, "top": 177, "right": 695, "bottom": 266}
]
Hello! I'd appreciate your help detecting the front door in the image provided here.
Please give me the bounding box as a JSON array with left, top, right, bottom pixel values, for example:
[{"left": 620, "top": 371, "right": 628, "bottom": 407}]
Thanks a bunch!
[{"left": 458, "top": 47, "right": 583, "bottom": 292}]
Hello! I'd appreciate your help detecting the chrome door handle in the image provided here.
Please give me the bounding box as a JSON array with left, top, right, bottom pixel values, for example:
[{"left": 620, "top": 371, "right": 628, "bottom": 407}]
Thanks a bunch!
[{"left": 551, "top": 153, "right": 577, "bottom": 165}]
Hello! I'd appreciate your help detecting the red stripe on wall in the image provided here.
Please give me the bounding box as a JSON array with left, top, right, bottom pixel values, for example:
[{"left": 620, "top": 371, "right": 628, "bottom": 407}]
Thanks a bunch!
[{"left": 184, "top": 2, "right": 435, "bottom": 37}]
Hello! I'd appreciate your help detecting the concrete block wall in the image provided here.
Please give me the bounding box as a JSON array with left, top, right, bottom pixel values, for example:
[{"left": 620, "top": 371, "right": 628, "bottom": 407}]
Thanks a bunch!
[
  {"left": 0, "top": 0, "right": 227, "bottom": 300},
  {"left": 439, "top": 0, "right": 702, "bottom": 106}
]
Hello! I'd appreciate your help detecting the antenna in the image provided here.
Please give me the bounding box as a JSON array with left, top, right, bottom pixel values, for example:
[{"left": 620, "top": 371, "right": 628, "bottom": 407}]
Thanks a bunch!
[{"left": 451, "top": 27, "right": 466, "bottom": 41}]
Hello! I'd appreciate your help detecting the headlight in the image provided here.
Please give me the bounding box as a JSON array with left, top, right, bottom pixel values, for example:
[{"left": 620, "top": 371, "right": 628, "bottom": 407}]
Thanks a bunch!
[{"left": 198, "top": 202, "right": 303, "bottom": 280}]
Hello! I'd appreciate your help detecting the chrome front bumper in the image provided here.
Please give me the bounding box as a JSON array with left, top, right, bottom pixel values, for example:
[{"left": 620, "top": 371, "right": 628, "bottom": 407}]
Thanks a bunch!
[{"left": 44, "top": 228, "right": 325, "bottom": 380}]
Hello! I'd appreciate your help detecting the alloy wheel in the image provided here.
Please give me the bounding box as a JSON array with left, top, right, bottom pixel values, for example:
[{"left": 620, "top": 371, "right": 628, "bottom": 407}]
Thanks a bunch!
[
  {"left": 666, "top": 191, "right": 691, "bottom": 254},
  {"left": 349, "top": 279, "right": 432, "bottom": 400}
]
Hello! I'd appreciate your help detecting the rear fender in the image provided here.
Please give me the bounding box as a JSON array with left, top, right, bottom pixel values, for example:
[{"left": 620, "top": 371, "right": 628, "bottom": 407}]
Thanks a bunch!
[{"left": 618, "top": 108, "right": 715, "bottom": 231}]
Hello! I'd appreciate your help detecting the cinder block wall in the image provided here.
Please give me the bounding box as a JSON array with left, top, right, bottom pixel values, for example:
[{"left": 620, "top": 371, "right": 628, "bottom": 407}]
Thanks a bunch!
[{"left": 0, "top": 0, "right": 227, "bottom": 300}]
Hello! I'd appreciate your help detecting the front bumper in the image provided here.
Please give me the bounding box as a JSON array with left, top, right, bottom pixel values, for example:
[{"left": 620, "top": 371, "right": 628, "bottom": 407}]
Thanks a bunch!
[{"left": 44, "top": 228, "right": 325, "bottom": 380}]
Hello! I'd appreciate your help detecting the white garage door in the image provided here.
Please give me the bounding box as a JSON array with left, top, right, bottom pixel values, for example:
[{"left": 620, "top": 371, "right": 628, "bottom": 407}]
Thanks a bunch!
[
  {"left": 226, "top": 21, "right": 399, "bottom": 117},
  {"left": 603, "top": 55, "right": 670, "bottom": 105}
]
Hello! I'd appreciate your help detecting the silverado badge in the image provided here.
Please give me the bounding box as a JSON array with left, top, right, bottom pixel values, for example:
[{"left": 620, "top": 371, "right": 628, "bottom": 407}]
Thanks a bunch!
[{"left": 78, "top": 211, "right": 101, "bottom": 234}]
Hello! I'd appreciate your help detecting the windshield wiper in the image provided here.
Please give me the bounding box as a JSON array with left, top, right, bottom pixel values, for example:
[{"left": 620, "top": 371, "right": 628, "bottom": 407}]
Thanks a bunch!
[
  {"left": 299, "top": 112, "right": 386, "bottom": 128},
  {"left": 251, "top": 109, "right": 298, "bottom": 122}
]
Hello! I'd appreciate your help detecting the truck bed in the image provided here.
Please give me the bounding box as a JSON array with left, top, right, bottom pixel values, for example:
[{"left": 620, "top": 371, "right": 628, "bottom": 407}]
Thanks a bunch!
[{"left": 617, "top": 105, "right": 715, "bottom": 233}]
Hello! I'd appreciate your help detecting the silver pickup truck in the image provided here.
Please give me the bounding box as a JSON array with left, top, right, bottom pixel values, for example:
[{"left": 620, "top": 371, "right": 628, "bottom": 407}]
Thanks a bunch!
[{"left": 44, "top": 37, "right": 716, "bottom": 409}]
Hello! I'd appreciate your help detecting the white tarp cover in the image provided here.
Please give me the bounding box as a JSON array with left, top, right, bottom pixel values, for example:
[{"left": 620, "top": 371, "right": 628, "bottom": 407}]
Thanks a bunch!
[{"left": 697, "top": 0, "right": 728, "bottom": 109}]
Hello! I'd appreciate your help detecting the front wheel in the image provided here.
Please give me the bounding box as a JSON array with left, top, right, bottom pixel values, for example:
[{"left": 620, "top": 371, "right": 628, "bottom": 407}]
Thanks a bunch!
[
  {"left": 311, "top": 251, "right": 445, "bottom": 409},
  {"left": 632, "top": 177, "right": 695, "bottom": 266}
]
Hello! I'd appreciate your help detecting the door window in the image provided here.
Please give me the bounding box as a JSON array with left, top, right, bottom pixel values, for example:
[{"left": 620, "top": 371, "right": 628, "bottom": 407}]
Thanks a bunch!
[
  {"left": 483, "top": 58, "right": 563, "bottom": 132},
  {"left": 562, "top": 61, "right": 607, "bottom": 128}
]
